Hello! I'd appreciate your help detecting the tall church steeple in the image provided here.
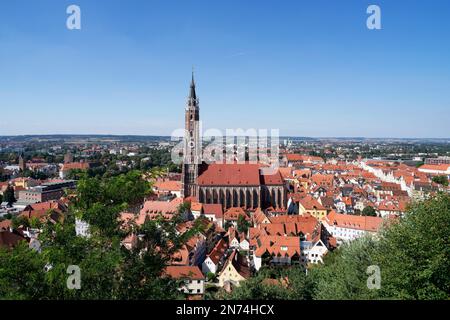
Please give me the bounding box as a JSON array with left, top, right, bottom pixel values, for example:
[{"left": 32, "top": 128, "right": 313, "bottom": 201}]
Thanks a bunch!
[
  {"left": 189, "top": 71, "right": 197, "bottom": 101},
  {"left": 182, "top": 71, "right": 201, "bottom": 198}
]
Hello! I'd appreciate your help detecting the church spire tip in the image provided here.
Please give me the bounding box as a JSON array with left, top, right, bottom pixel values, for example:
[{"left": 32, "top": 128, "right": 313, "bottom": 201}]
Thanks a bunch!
[{"left": 189, "top": 69, "right": 197, "bottom": 100}]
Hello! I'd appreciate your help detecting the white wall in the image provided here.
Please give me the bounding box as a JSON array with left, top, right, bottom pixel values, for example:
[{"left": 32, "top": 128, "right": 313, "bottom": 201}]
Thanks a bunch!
[
  {"left": 180, "top": 279, "right": 205, "bottom": 295},
  {"left": 201, "top": 257, "right": 217, "bottom": 274}
]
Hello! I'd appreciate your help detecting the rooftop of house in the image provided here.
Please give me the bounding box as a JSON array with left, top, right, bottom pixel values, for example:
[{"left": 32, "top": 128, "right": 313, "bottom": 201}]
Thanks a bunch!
[
  {"left": 202, "top": 203, "right": 223, "bottom": 218},
  {"left": 153, "top": 179, "right": 182, "bottom": 192},
  {"left": 324, "top": 210, "right": 384, "bottom": 232},
  {"left": 0, "top": 230, "right": 26, "bottom": 249},
  {"left": 222, "top": 250, "right": 251, "bottom": 279},
  {"left": 298, "top": 195, "right": 326, "bottom": 211},
  {"left": 206, "top": 237, "right": 228, "bottom": 265},
  {"left": 418, "top": 164, "right": 450, "bottom": 171},
  {"left": 224, "top": 207, "right": 250, "bottom": 221},
  {"left": 164, "top": 266, "right": 204, "bottom": 280},
  {"left": 140, "top": 197, "right": 184, "bottom": 215},
  {"left": 254, "top": 235, "right": 301, "bottom": 258}
]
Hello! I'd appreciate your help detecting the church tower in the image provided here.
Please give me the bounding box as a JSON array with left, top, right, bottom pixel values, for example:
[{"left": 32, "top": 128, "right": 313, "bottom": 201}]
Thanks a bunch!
[
  {"left": 18, "top": 153, "right": 26, "bottom": 173},
  {"left": 181, "top": 72, "right": 201, "bottom": 198}
]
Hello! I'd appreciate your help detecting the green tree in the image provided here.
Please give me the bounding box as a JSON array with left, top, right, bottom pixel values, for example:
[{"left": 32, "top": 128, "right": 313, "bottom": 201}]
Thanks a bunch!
[
  {"left": 237, "top": 214, "right": 251, "bottom": 234},
  {"left": 0, "top": 170, "right": 187, "bottom": 300},
  {"left": 309, "top": 237, "right": 380, "bottom": 300},
  {"left": 362, "top": 206, "right": 377, "bottom": 217},
  {"left": 374, "top": 193, "right": 450, "bottom": 299},
  {"left": 65, "top": 169, "right": 86, "bottom": 180},
  {"left": 73, "top": 170, "right": 151, "bottom": 237},
  {"left": 432, "top": 175, "right": 449, "bottom": 187},
  {"left": 309, "top": 193, "right": 450, "bottom": 300},
  {"left": 12, "top": 215, "right": 30, "bottom": 229},
  {"left": 206, "top": 272, "right": 216, "bottom": 282},
  {"left": 116, "top": 219, "right": 184, "bottom": 300},
  {"left": 0, "top": 242, "right": 48, "bottom": 299},
  {"left": 3, "top": 185, "right": 16, "bottom": 206},
  {"left": 222, "top": 267, "right": 313, "bottom": 300}
]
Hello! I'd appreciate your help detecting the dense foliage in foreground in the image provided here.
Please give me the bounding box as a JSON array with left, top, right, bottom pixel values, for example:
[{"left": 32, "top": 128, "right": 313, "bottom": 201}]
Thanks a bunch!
[
  {"left": 220, "top": 193, "right": 449, "bottom": 300},
  {"left": 0, "top": 171, "right": 186, "bottom": 299}
]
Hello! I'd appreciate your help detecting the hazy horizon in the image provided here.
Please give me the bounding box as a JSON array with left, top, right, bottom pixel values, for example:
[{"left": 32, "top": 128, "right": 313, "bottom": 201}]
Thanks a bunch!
[{"left": 0, "top": 133, "right": 449, "bottom": 141}]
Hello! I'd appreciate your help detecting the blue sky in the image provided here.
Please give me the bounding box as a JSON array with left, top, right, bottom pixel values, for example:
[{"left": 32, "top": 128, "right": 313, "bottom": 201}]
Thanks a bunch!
[{"left": 0, "top": 0, "right": 449, "bottom": 138}]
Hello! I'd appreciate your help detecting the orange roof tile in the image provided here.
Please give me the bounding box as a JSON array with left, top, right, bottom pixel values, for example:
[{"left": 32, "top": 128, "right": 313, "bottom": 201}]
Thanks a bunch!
[
  {"left": 203, "top": 203, "right": 223, "bottom": 218},
  {"left": 154, "top": 180, "right": 182, "bottom": 192},
  {"left": 325, "top": 210, "right": 383, "bottom": 232},
  {"left": 164, "top": 266, "right": 204, "bottom": 280}
]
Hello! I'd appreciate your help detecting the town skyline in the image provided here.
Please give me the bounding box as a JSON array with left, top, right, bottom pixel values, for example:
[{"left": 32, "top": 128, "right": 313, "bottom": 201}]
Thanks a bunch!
[{"left": 0, "top": 134, "right": 449, "bottom": 141}]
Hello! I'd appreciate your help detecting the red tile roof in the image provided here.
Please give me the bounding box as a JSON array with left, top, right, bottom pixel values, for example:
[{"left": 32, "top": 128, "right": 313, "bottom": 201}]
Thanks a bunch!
[
  {"left": 164, "top": 266, "right": 204, "bottom": 280},
  {"left": 0, "top": 220, "right": 12, "bottom": 231},
  {"left": 260, "top": 169, "right": 284, "bottom": 185},
  {"left": 298, "top": 195, "right": 326, "bottom": 210},
  {"left": 264, "top": 215, "right": 321, "bottom": 241},
  {"left": 254, "top": 236, "right": 301, "bottom": 258},
  {"left": 0, "top": 230, "right": 25, "bottom": 249},
  {"left": 312, "top": 174, "right": 334, "bottom": 186},
  {"left": 418, "top": 164, "right": 450, "bottom": 171},
  {"left": 198, "top": 163, "right": 261, "bottom": 186},
  {"left": 191, "top": 201, "right": 203, "bottom": 212},
  {"left": 140, "top": 197, "right": 183, "bottom": 215},
  {"left": 224, "top": 207, "right": 249, "bottom": 221},
  {"left": 285, "top": 154, "right": 324, "bottom": 163},
  {"left": 203, "top": 203, "right": 223, "bottom": 219},
  {"left": 253, "top": 208, "right": 269, "bottom": 225},
  {"left": 61, "top": 162, "right": 90, "bottom": 171},
  {"left": 325, "top": 210, "right": 383, "bottom": 232},
  {"left": 207, "top": 238, "right": 228, "bottom": 264},
  {"left": 154, "top": 180, "right": 182, "bottom": 192},
  {"left": 20, "top": 200, "right": 66, "bottom": 222}
]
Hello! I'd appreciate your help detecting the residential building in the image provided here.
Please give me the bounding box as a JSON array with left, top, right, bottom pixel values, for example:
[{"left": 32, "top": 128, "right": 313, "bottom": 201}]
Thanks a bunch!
[
  {"left": 164, "top": 266, "right": 205, "bottom": 295},
  {"left": 322, "top": 210, "right": 384, "bottom": 244},
  {"left": 218, "top": 250, "right": 251, "bottom": 287}
]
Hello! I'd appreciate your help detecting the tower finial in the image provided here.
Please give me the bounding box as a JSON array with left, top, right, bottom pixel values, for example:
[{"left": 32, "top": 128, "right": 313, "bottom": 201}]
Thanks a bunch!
[{"left": 189, "top": 68, "right": 197, "bottom": 100}]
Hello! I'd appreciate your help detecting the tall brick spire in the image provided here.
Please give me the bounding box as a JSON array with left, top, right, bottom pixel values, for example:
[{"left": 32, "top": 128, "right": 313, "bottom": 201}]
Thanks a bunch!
[{"left": 182, "top": 71, "right": 201, "bottom": 198}]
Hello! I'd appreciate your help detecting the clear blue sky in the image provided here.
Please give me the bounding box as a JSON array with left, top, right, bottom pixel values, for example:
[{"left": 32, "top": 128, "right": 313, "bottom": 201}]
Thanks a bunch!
[{"left": 1, "top": 0, "right": 449, "bottom": 138}]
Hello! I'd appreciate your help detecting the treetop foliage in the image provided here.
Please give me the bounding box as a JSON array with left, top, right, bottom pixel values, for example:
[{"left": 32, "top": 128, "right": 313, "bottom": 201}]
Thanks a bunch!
[{"left": 222, "top": 193, "right": 450, "bottom": 300}]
